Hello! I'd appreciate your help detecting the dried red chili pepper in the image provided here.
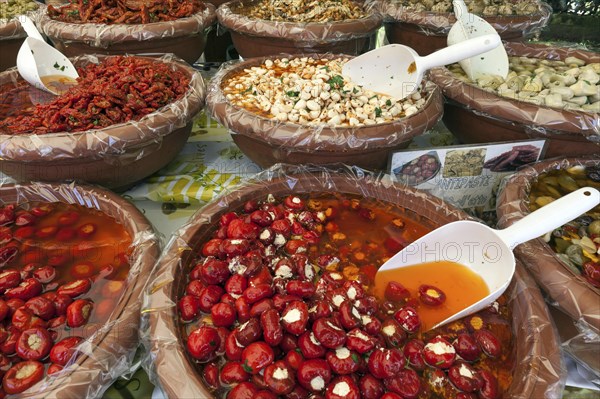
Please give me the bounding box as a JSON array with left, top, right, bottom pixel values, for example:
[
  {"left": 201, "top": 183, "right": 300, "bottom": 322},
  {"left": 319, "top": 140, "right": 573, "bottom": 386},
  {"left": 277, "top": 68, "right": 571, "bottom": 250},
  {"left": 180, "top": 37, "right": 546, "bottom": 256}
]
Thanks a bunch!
[{"left": 0, "top": 56, "right": 191, "bottom": 135}]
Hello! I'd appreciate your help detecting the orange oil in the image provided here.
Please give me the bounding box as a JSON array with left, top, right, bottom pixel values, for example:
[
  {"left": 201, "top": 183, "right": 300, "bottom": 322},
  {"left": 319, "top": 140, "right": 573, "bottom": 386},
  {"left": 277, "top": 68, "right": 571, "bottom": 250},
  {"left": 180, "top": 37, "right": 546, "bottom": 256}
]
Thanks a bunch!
[{"left": 374, "top": 261, "right": 489, "bottom": 331}]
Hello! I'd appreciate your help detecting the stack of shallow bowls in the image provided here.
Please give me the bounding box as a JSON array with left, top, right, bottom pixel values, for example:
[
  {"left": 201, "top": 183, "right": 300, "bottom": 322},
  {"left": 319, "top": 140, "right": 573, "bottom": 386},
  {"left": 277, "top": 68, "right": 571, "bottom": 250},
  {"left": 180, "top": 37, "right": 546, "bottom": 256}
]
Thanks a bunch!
[
  {"left": 216, "top": 0, "right": 382, "bottom": 57},
  {"left": 375, "top": 0, "right": 551, "bottom": 55},
  {"left": 429, "top": 42, "right": 600, "bottom": 158}
]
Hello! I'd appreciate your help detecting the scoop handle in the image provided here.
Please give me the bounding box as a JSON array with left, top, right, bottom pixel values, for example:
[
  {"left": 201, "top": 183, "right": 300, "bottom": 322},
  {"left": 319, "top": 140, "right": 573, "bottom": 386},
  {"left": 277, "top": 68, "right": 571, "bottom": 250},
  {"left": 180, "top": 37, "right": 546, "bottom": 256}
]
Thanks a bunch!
[
  {"left": 418, "top": 34, "right": 501, "bottom": 71},
  {"left": 453, "top": 0, "right": 469, "bottom": 22},
  {"left": 18, "top": 15, "right": 45, "bottom": 41},
  {"left": 496, "top": 187, "right": 600, "bottom": 250}
]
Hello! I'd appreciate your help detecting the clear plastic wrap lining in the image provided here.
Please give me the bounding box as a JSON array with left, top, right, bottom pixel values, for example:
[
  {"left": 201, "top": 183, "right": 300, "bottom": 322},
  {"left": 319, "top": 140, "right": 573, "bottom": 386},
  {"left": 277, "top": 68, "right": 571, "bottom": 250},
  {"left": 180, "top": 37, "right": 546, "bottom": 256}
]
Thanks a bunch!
[
  {"left": 0, "top": 53, "right": 205, "bottom": 161},
  {"left": 141, "top": 163, "right": 564, "bottom": 399},
  {"left": 35, "top": 3, "right": 216, "bottom": 48},
  {"left": 497, "top": 157, "right": 600, "bottom": 334},
  {"left": 429, "top": 42, "right": 600, "bottom": 143},
  {"left": 0, "top": 3, "right": 43, "bottom": 41},
  {"left": 0, "top": 18, "right": 25, "bottom": 40},
  {"left": 206, "top": 55, "right": 443, "bottom": 153},
  {"left": 0, "top": 180, "right": 160, "bottom": 398},
  {"left": 371, "top": 0, "right": 551, "bottom": 37},
  {"left": 216, "top": 0, "right": 382, "bottom": 42}
]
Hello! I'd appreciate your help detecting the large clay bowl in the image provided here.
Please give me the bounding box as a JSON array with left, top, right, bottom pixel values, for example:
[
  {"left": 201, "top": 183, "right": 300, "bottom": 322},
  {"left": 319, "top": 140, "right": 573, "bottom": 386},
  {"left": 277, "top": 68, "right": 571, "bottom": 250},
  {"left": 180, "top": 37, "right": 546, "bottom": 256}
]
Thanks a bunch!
[
  {"left": 497, "top": 157, "right": 600, "bottom": 333},
  {"left": 206, "top": 54, "right": 443, "bottom": 170},
  {"left": 0, "top": 19, "right": 26, "bottom": 72},
  {"left": 0, "top": 181, "right": 159, "bottom": 398},
  {"left": 0, "top": 54, "right": 205, "bottom": 191},
  {"left": 37, "top": 3, "right": 216, "bottom": 64},
  {"left": 216, "top": 0, "right": 382, "bottom": 58},
  {"left": 0, "top": 2, "right": 44, "bottom": 71},
  {"left": 429, "top": 42, "right": 600, "bottom": 159},
  {"left": 142, "top": 165, "right": 563, "bottom": 398},
  {"left": 377, "top": 1, "right": 551, "bottom": 55}
]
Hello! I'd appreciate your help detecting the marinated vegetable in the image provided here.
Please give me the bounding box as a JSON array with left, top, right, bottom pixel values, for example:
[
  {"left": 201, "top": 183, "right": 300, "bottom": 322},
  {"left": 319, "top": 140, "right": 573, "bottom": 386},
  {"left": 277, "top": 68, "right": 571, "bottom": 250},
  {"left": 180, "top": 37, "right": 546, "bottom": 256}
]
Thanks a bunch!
[
  {"left": 448, "top": 56, "right": 600, "bottom": 113},
  {"left": 47, "top": 0, "right": 204, "bottom": 24},
  {"left": 483, "top": 145, "right": 540, "bottom": 172},
  {"left": 223, "top": 56, "right": 430, "bottom": 127},
  {"left": 0, "top": 56, "right": 191, "bottom": 135},
  {"left": 236, "top": 0, "right": 366, "bottom": 22},
  {"left": 0, "top": 0, "right": 39, "bottom": 20},
  {"left": 530, "top": 165, "right": 600, "bottom": 288},
  {"left": 0, "top": 201, "right": 132, "bottom": 393},
  {"left": 443, "top": 149, "right": 486, "bottom": 177},
  {"left": 389, "top": 0, "right": 540, "bottom": 16},
  {"left": 179, "top": 194, "right": 515, "bottom": 398},
  {"left": 395, "top": 153, "right": 440, "bottom": 185}
]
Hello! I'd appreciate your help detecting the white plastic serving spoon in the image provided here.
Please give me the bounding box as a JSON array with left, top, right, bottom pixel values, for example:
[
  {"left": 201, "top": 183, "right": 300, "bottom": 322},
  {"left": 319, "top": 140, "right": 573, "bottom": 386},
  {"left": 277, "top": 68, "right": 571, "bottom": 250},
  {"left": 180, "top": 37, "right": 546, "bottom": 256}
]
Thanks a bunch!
[
  {"left": 16, "top": 16, "right": 79, "bottom": 95},
  {"left": 375, "top": 186, "right": 600, "bottom": 330},
  {"left": 447, "top": 0, "right": 509, "bottom": 80},
  {"left": 341, "top": 33, "right": 501, "bottom": 100}
]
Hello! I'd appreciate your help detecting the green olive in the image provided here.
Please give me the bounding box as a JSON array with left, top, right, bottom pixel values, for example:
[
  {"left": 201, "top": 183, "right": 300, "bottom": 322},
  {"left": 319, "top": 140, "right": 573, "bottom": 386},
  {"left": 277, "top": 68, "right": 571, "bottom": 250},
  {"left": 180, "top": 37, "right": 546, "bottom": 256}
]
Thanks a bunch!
[
  {"left": 588, "top": 220, "right": 600, "bottom": 236},
  {"left": 0, "top": 0, "right": 38, "bottom": 19}
]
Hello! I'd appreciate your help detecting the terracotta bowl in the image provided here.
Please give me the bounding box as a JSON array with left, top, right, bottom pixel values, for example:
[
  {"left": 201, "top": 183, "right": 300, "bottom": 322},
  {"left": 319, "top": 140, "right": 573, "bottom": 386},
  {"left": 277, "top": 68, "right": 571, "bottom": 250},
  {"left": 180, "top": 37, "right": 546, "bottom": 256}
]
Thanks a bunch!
[
  {"left": 206, "top": 54, "right": 443, "bottom": 170},
  {"left": 377, "top": 1, "right": 551, "bottom": 55},
  {"left": 429, "top": 42, "right": 600, "bottom": 159},
  {"left": 0, "top": 3, "right": 44, "bottom": 71},
  {"left": 0, "top": 181, "right": 159, "bottom": 398},
  {"left": 143, "top": 165, "right": 564, "bottom": 398},
  {"left": 37, "top": 4, "right": 216, "bottom": 64},
  {"left": 497, "top": 157, "right": 600, "bottom": 333},
  {"left": 216, "top": 0, "right": 382, "bottom": 58},
  {"left": 0, "top": 55, "right": 205, "bottom": 191},
  {"left": 0, "top": 19, "right": 26, "bottom": 72}
]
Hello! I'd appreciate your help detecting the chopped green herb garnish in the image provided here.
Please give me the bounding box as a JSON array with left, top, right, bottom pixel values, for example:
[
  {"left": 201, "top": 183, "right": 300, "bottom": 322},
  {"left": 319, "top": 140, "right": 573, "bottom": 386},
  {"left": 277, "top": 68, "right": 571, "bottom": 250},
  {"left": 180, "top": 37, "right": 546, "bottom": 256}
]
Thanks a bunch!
[
  {"left": 320, "top": 65, "right": 330, "bottom": 72},
  {"left": 327, "top": 75, "right": 344, "bottom": 89},
  {"left": 352, "top": 87, "right": 359, "bottom": 94},
  {"left": 351, "top": 353, "right": 360, "bottom": 363},
  {"left": 286, "top": 90, "right": 300, "bottom": 97},
  {"left": 375, "top": 107, "right": 382, "bottom": 117},
  {"left": 369, "top": 95, "right": 378, "bottom": 100},
  {"left": 242, "top": 85, "right": 253, "bottom": 94},
  {"left": 386, "top": 99, "right": 392, "bottom": 106}
]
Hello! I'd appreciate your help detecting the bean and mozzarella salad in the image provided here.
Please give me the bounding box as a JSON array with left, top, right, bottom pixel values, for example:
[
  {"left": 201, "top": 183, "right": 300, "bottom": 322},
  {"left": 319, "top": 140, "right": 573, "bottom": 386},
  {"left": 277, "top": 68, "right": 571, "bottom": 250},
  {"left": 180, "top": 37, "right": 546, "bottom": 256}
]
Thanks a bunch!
[{"left": 222, "top": 57, "right": 430, "bottom": 127}]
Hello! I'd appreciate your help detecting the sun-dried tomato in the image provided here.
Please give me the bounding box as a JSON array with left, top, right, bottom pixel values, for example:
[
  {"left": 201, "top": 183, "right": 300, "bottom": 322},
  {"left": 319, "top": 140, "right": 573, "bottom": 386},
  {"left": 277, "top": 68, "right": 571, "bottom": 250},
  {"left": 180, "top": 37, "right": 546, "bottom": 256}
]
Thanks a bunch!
[
  {"left": 0, "top": 56, "right": 191, "bottom": 135},
  {"left": 47, "top": 0, "right": 204, "bottom": 24}
]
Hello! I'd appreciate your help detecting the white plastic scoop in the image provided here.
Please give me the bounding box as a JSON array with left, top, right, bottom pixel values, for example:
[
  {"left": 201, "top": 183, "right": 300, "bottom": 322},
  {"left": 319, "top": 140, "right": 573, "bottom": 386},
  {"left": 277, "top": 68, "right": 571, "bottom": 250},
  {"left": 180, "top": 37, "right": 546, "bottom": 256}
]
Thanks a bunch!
[
  {"left": 447, "top": 0, "right": 509, "bottom": 80},
  {"left": 376, "top": 187, "right": 600, "bottom": 330},
  {"left": 16, "top": 16, "right": 79, "bottom": 95},
  {"left": 341, "top": 33, "right": 501, "bottom": 100}
]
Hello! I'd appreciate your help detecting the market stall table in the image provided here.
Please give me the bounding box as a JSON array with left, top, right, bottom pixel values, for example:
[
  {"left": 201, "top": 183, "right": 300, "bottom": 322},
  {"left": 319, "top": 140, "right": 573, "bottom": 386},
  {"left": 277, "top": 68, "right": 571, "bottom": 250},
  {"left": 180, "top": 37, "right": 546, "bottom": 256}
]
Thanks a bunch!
[{"left": 0, "top": 62, "right": 597, "bottom": 398}]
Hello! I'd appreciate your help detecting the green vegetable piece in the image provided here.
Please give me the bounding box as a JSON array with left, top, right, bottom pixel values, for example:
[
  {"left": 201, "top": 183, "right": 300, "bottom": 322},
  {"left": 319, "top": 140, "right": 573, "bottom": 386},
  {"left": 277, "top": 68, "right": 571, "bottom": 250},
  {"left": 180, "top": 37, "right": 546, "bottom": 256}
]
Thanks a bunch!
[
  {"left": 565, "top": 244, "right": 584, "bottom": 267},
  {"left": 553, "top": 238, "right": 571, "bottom": 254}
]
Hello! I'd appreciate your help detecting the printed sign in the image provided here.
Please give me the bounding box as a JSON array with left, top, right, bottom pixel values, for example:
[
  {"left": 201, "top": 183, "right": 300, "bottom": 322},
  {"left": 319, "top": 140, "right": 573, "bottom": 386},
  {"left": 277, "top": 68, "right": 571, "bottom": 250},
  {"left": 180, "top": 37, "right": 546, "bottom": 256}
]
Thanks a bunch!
[{"left": 388, "top": 140, "right": 547, "bottom": 211}]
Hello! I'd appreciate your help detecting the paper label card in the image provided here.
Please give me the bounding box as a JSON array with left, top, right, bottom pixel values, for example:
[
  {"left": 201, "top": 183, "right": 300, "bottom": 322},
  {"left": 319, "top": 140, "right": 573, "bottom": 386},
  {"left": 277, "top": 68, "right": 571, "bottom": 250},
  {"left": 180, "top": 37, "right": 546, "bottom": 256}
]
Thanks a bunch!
[{"left": 388, "top": 140, "right": 547, "bottom": 211}]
